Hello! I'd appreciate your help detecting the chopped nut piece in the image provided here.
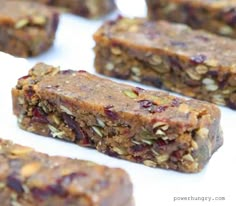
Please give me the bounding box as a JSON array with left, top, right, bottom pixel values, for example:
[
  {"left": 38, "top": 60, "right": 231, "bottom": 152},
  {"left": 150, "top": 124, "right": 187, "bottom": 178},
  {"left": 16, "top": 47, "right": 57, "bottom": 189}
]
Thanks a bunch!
[
  {"left": 32, "top": 16, "right": 47, "bottom": 25},
  {"left": 113, "top": 147, "right": 127, "bottom": 155},
  {"left": 105, "top": 63, "right": 114, "bottom": 71},
  {"left": 186, "top": 70, "right": 201, "bottom": 80},
  {"left": 156, "top": 154, "right": 169, "bottom": 164},
  {"left": 0, "top": 182, "right": 5, "bottom": 189},
  {"left": 15, "top": 19, "right": 29, "bottom": 29},
  {"left": 143, "top": 160, "right": 157, "bottom": 167},
  {"left": 11, "top": 147, "right": 33, "bottom": 156},
  {"left": 111, "top": 47, "right": 121, "bottom": 55},
  {"left": 131, "top": 67, "right": 141, "bottom": 76},
  {"left": 202, "top": 78, "right": 215, "bottom": 85},
  {"left": 197, "top": 128, "right": 209, "bottom": 139},
  {"left": 183, "top": 154, "right": 194, "bottom": 162},
  {"left": 149, "top": 55, "right": 162, "bottom": 65},
  {"left": 195, "top": 65, "right": 208, "bottom": 74},
  {"left": 21, "top": 162, "right": 41, "bottom": 177}
]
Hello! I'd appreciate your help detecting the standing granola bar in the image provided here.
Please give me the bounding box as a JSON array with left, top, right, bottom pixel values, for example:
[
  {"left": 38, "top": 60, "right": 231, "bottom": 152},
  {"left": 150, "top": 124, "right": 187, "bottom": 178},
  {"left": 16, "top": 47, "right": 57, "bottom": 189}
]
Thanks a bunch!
[
  {"left": 0, "top": 1, "right": 59, "bottom": 57},
  {"left": 0, "top": 138, "right": 133, "bottom": 206},
  {"left": 12, "top": 63, "right": 223, "bottom": 173},
  {"left": 93, "top": 17, "right": 236, "bottom": 109},
  {"left": 146, "top": 0, "right": 236, "bottom": 38}
]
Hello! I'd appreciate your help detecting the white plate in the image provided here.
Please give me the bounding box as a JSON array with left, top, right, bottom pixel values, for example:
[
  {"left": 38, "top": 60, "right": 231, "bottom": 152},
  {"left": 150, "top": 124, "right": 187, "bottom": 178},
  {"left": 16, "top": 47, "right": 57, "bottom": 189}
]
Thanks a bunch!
[{"left": 0, "top": 1, "right": 236, "bottom": 205}]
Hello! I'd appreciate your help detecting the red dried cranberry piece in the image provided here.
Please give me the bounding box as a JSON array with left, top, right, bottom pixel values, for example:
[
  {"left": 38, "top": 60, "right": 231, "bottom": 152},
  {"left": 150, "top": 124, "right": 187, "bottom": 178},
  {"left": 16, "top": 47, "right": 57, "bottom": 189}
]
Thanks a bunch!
[
  {"left": 190, "top": 54, "right": 207, "bottom": 64},
  {"left": 61, "top": 70, "right": 74, "bottom": 75},
  {"left": 138, "top": 100, "right": 153, "bottom": 109},
  {"left": 151, "top": 105, "right": 168, "bottom": 113},
  {"left": 78, "top": 70, "right": 87, "bottom": 73},
  {"left": 7, "top": 175, "right": 24, "bottom": 193},
  {"left": 18, "top": 75, "right": 30, "bottom": 81},
  {"left": 62, "top": 113, "right": 86, "bottom": 142},
  {"left": 171, "top": 98, "right": 181, "bottom": 107},
  {"left": 32, "top": 107, "right": 48, "bottom": 124},
  {"left": 170, "top": 150, "right": 184, "bottom": 162},
  {"left": 194, "top": 35, "right": 209, "bottom": 42},
  {"left": 170, "top": 41, "right": 186, "bottom": 47},
  {"left": 131, "top": 144, "right": 146, "bottom": 152},
  {"left": 104, "top": 105, "right": 118, "bottom": 120},
  {"left": 223, "top": 8, "right": 236, "bottom": 25},
  {"left": 25, "top": 86, "right": 35, "bottom": 99}
]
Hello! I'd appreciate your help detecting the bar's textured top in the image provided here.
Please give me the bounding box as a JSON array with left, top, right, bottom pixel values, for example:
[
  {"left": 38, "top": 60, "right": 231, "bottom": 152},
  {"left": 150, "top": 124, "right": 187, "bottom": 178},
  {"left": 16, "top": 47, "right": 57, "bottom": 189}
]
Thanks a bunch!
[
  {"left": 94, "top": 18, "right": 236, "bottom": 69},
  {"left": 0, "top": 138, "right": 133, "bottom": 206},
  {"left": 0, "top": 1, "right": 55, "bottom": 26},
  {"left": 162, "top": 0, "right": 236, "bottom": 8},
  {"left": 21, "top": 63, "right": 220, "bottom": 131}
]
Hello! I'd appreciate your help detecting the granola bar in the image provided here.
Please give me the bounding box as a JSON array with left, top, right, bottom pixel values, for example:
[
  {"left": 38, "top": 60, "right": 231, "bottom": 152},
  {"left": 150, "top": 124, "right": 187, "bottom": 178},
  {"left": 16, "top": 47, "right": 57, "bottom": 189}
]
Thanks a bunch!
[
  {"left": 16, "top": 0, "right": 116, "bottom": 18},
  {"left": 0, "top": 1, "right": 59, "bottom": 57},
  {"left": 93, "top": 17, "right": 236, "bottom": 109},
  {"left": 12, "top": 63, "right": 223, "bottom": 173},
  {"left": 0, "top": 138, "right": 133, "bottom": 206},
  {"left": 146, "top": 0, "right": 236, "bottom": 38}
]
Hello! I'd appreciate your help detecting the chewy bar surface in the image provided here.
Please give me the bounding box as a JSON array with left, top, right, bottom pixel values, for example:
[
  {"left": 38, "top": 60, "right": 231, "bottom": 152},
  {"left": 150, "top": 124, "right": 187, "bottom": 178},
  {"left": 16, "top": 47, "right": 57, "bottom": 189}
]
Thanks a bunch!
[
  {"left": 146, "top": 0, "right": 236, "bottom": 38},
  {"left": 0, "top": 138, "right": 133, "bottom": 206},
  {"left": 17, "top": 0, "right": 116, "bottom": 18},
  {"left": 93, "top": 18, "right": 236, "bottom": 110},
  {"left": 12, "top": 63, "right": 223, "bottom": 173},
  {"left": 0, "top": 1, "right": 59, "bottom": 57}
]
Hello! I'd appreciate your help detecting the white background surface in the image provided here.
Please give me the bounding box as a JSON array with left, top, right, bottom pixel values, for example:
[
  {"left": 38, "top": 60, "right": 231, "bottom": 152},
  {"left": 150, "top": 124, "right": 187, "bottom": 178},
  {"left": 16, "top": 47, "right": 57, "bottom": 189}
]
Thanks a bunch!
[{"left": 0, "top": 0, "right": 236, "bottom": 205}]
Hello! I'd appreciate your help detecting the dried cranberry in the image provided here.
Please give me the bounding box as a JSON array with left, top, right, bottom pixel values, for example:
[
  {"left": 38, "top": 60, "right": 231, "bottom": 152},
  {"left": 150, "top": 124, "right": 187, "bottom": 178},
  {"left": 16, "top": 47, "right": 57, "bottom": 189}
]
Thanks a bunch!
[
  {"left": 105, "top": 149, "right": 119, "bottom": 157},
  {"left": 18, "top": 75, "right": 30, "bottom": 81},
  {"left": 190, "top": 54, "right": 207, "bottom": 64},
  {"left": 135, "top": 87, "right": 145, "bottom": 92},
  {"left": 131, "top": 144, "right": 147, "bottom": 152},
  {"left": 219, "top": 73, "right": 230, "bottom": 89},
  {"left": 52, "top": 13, "right": 59, "bottom": 32},
  {"left": 151, "top": 105, "right": 168, "bottom": 113},
  {"left": 194, "top": 35, "right": 209, "bottom": 42},
  {"left": 61, "top": 70, "right": 74, "bottom": 75},
  {"left": 78, "top": 70, "right": 87, "bottom": 73},
  {"left": 104, "top": 105, "right": 118, "bottom": 120},
  {"left": 25, "top": 86, "right": 35, "bottom": 99},
  {"left": 169, "top": 57, "right": 182, "bottom": 71},
  {"left": 207, "top": 70, "right": 218, "bottom": 78},
  {"left": 170, "top": 150, "right": 183, "bottom": 162},
  {"left": 32, "top": 185, "right": 66, "bottom": 200},
  {"left": 7, "top": 175, "right": 24, "bottom": 193},
  {"left": 62, "top": 113, "right": 86, "bottom": 141},
  {"left": 170, "top": 41, "right": 186, "bottom": 47},
  {"left": 227, "top": 98, "right": 236, "bottom": 110},
  {"left": 138, "top": 100, "right": 153, "bottom": 109},
  {"left": 142, "top": 77, "right": 163, "bottom": 88},
  {"left": 32, "top": 107, "right": 48, "bottom": 124},
  {"left": 59, "top": 172, "right": 87, "bottom": 186},
  {"left": 223, "top": 8, "right": 236, "bottom": 25},
  {"left": 171, "top": 98, "right": 181, "bottom": 107},
  {"left": 154, "top": 139, "right": 168, "bottom": 151}
]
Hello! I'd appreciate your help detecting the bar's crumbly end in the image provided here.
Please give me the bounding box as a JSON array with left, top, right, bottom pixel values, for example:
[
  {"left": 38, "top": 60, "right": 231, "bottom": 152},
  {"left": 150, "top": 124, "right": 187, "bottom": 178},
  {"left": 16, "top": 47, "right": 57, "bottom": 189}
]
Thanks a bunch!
[
  {"left": 12, "top": 63, "right": 223, "bottom": 173},
  {"left": 0, "top": 138, "right": 133, "bottom": 206},
  {"left": 0, "top": 1, "right": 59, "bottom": 57},
  {"left": 146, "top": 0, "right": 236, "bottom": 38},
  {"left": 93, "top": 17, "right": 236, "bottom": 110}
]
